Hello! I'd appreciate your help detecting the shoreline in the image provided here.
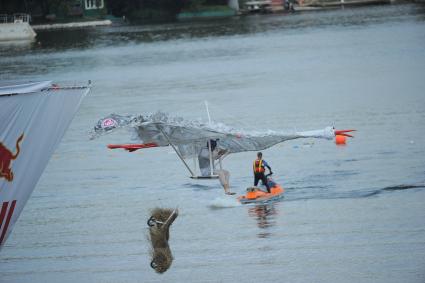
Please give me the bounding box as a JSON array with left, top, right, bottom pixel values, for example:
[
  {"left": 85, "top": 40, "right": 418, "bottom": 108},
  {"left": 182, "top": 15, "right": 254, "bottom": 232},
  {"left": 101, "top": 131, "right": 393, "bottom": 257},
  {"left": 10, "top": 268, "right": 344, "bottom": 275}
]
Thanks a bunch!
[
  {"left": 26, "top": 1, "right": 410, "bottom": 31},
  {"left": 32, "top": 20, "right": 112, "bottom": 31}
]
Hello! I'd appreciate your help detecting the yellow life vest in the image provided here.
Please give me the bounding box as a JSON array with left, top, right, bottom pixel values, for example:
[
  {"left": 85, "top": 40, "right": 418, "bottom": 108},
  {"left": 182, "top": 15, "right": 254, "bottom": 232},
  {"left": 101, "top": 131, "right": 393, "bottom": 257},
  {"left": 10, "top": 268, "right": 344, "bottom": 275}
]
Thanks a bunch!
[{"left": 253, "top": 159, "right": 265, "bottom": 173}]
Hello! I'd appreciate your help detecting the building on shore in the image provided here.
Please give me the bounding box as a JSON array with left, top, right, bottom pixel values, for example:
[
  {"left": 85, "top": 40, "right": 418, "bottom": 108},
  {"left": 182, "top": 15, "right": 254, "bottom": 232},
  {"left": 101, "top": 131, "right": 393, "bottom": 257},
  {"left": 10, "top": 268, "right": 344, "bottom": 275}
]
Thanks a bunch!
[
  {"left": 240, "top": 0, "right": 285, "bottom": 13},
  {"left": 271, "top": 0, "right": 285, "bottom": 11},
  {"left": 16, "top": 0, "right": 108, "bottom": 23},
  {"left": 79, "top": 0, "right": 107, "bottom": 18}
]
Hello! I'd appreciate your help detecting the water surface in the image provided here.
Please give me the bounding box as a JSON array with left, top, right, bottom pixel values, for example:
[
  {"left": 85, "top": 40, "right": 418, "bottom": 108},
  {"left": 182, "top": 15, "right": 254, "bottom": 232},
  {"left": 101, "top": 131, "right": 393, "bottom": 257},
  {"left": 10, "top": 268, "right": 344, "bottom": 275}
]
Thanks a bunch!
[{"left": 1, "top": 4, "right": 425, "bottom": 283}]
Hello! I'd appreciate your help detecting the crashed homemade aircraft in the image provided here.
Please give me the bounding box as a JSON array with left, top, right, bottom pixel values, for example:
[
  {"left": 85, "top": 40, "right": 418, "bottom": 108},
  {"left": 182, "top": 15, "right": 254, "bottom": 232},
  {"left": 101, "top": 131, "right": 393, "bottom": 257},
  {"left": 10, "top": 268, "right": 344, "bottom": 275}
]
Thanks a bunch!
[{"left": 91, "top": 112, "right": 354, "bottom": 179}]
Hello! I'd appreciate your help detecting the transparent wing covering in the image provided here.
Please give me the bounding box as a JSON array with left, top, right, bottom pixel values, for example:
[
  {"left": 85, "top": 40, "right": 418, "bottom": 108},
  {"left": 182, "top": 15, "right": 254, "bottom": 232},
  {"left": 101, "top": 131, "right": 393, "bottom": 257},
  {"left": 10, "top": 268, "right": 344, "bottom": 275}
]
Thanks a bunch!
[{"left": 91, "top": 112, "right": 335, "bottom": 159}]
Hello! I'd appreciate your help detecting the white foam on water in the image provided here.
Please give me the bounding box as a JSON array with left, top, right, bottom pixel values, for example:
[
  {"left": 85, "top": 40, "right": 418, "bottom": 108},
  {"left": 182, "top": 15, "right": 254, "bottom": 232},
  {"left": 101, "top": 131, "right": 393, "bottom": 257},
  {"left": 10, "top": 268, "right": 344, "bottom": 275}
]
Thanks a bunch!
[{"left": 208, "top": 197, "right": 241, "bottom": 209}]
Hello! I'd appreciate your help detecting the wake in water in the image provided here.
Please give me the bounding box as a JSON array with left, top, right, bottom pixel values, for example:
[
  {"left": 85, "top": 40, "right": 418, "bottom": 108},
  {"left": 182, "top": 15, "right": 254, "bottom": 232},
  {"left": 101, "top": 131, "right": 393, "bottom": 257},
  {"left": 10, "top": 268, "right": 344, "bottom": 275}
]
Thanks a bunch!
[
  {"left": 381, "top": 184, "right": 425, "bottom": 191},
  {"left": 282, "top": 183, "right": 425, "bottom": 202},
  {"left": 208, "top": 197, "right": 241, "bottom": 209},
  {"left": 183, "top": 183, "right": 217, "bottom": 190}
]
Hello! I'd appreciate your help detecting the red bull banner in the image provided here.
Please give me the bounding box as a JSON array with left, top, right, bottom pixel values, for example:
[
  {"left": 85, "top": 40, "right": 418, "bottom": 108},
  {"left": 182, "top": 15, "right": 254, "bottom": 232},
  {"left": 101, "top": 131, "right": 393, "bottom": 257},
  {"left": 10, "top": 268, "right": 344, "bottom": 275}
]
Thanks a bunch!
[{"left": 0, "top": 81, "right": 89, "bottom": 249}]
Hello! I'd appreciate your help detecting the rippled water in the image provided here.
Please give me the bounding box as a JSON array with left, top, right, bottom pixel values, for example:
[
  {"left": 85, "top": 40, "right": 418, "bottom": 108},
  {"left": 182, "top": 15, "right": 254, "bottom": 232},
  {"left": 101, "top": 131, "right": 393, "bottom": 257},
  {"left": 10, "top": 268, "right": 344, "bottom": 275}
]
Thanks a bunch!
[{"left": 1, "top": 4, "right": 425, "bottom": 283}]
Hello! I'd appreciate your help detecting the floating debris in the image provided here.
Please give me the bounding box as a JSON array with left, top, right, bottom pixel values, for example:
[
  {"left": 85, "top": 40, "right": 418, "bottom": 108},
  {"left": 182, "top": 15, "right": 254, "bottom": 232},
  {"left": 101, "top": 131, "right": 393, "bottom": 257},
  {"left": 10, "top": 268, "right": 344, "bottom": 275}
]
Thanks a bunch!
[{"left": 148, "top": 208, "right": 178, "bottom": 274}]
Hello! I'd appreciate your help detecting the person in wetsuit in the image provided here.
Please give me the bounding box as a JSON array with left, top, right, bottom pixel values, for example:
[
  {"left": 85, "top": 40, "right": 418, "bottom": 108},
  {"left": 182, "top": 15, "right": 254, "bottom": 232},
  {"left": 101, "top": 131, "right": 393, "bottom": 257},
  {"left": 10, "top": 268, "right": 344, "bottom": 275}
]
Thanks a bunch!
[{"left": 253, "top": 152, "right": 273, "bottom": 193}]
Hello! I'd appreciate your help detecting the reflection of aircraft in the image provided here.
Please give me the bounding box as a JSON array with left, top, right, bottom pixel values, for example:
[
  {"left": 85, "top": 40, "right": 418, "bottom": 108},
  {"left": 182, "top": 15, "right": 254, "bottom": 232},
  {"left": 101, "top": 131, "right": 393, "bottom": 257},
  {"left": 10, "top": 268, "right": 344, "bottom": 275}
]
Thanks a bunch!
[
  {"left": 91, "top": 112, "right": 355, "bottom": 179},
  {"left": 0, "top": 81, "right": 89, "bottom": 250},
  {"left": 147, "top": 208, "right": 178, "bottom": 274}
]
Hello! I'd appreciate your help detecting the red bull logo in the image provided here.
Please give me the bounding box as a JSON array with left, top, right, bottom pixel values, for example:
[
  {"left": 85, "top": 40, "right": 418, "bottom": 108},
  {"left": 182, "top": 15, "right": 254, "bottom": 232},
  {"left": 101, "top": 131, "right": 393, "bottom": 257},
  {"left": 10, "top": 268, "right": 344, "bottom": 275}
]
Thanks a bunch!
[
  {"left": 0, "top": 134, "right": 24, "bottom": 182},
  {"left": 101, "top": 118, "right": 117, "bottom": 129}
]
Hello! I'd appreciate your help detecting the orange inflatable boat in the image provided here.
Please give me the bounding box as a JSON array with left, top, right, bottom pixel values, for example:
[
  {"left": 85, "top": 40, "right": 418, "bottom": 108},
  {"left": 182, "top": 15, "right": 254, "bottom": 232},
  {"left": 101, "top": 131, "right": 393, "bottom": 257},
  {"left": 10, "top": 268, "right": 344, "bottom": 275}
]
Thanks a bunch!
[{"left": 238, "top": 175, "right": 285, "bottom": 204}]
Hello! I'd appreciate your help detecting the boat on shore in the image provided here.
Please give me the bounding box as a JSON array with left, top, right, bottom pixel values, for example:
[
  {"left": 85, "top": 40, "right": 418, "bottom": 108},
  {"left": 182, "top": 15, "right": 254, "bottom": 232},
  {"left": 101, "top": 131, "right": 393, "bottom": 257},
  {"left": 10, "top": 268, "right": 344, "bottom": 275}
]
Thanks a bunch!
[{"left": 0, "top": 14, "right": 36, "bottom": 42}]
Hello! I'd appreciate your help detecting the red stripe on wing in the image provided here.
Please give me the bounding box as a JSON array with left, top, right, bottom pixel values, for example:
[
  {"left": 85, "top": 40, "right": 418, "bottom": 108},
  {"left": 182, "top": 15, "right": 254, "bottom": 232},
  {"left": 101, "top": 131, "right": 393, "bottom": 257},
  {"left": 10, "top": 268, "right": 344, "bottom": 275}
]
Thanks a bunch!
[
  {"left": 0, "top": 202, "right": 8, "bottom": 231},
  {"left": 0, "top": 200, "right": 17, "bottom": 246},
  {"left": 107, "top": 143, "right": 158, "bottom": 152}
]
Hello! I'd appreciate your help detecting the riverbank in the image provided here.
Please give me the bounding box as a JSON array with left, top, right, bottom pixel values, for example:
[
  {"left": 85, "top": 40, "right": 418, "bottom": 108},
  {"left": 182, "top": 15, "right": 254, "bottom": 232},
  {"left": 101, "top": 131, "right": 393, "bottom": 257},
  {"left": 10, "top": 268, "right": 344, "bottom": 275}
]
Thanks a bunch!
[
  {"left": 177, "top": 5, "right": 237, "bottom": 20},
  {"left": 32, "top": 20, "right": 112, "bottom": 31},
  {"left": 307, "top": 0, "right": 391, "bottom": 7},
  {"left": 5, "top": 0, "right": 409, "bottom": 33}
]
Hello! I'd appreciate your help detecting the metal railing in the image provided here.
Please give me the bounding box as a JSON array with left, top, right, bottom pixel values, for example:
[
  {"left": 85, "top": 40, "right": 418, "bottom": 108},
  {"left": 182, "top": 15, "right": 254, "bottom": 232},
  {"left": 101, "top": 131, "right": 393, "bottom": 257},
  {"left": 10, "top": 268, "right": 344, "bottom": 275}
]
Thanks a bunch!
[{"left": 0, "top": 14, "right": 31, "bottom": 24}]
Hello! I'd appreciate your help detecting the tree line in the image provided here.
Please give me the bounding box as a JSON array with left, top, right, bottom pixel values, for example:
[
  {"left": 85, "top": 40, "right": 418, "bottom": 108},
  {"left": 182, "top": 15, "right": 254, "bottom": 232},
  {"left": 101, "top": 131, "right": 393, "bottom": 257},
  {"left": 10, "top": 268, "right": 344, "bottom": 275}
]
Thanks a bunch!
[{"left": 0, "top": 0, "right": 229, "bottom": 21}]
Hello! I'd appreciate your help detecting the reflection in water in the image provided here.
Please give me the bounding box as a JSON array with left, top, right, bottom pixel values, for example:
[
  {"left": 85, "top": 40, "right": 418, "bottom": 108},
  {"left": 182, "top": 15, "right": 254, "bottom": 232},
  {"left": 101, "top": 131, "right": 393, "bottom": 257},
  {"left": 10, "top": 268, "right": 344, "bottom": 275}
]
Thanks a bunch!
[
  {"left": 147, "top": 208, "right": 178, "bottom": 274},
  {"left": 247, "top": 204, "right": 278, "bottom": 238},
  {"left": 36, "top": 29, "right": 94, "bottom": 50}
]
